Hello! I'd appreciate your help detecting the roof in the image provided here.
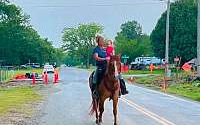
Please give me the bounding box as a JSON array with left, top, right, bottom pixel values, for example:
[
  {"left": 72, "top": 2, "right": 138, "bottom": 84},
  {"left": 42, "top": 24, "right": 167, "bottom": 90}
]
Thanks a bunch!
[{"left": 187, "top": 58, "right": 197, "bottom": 65}]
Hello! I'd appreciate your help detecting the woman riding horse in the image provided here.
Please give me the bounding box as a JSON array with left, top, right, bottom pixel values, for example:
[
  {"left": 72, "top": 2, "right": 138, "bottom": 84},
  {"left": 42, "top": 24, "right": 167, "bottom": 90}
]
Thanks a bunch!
[{"left": 92, "top": 35, "right": 128, "bottom": 97}]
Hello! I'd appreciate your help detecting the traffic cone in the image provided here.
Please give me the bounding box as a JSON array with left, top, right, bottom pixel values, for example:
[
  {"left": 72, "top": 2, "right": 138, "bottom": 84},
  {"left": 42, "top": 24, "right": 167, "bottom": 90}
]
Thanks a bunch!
[
  {"left": 32, "top": 73, "right": 36, "bottom": 85},
  {"left": 44, "top": 72, "right": 48, "bottom": 85},
  {"left": 150, "top": 63, "right": 154, "bottom": 73},
  {"left": 53, "top": 69, "right": 59, "bottom": 83}
]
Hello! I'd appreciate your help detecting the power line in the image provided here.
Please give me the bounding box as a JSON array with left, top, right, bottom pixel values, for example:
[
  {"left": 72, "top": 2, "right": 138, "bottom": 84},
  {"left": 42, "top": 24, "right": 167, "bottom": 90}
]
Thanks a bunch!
[{"left": 18, "top": 2, "right": 165, "bottom": 8}]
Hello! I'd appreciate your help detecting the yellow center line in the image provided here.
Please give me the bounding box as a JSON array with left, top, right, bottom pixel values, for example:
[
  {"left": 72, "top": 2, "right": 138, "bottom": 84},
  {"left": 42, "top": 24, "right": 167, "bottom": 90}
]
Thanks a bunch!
[{"left": 121, "top": 97, "right": 176, "bottom": 125}]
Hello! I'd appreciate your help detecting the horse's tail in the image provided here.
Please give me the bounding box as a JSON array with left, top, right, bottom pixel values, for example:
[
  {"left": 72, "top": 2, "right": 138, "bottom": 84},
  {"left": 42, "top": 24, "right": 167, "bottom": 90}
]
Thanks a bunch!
[
  {"left": 89, "top": 71, "right": 98, "bottom": 115},
  {"left": 89, "top": 71, "right": 95, "bottom": 89},
  {"left": 89, "top": 97, "right": 99, "bottom": 116}
]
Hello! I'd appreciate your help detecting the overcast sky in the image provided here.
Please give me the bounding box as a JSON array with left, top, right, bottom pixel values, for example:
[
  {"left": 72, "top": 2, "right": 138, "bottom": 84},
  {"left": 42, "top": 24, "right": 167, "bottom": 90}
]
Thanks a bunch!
[{"left": 10, "top": 0, "right": 167, "bottom": 47}]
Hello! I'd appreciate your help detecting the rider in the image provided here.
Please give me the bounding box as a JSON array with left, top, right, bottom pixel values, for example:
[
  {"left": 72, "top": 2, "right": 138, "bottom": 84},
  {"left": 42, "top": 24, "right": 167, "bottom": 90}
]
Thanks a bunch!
[
  {"left": 92, "top": 36, "right": 128, "bottom": 96},
  {"left": 106, "top": 40, "right": 129, "bottom": 95},
  {"left": 92, "top": 35, "right": 109, "bottom": 95}
]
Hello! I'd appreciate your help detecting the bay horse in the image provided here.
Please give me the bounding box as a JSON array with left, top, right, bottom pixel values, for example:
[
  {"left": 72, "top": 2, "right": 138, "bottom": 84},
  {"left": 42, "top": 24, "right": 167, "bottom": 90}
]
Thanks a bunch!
[{"left": 89, "top": 55, "right": 121, "bottom": 125}]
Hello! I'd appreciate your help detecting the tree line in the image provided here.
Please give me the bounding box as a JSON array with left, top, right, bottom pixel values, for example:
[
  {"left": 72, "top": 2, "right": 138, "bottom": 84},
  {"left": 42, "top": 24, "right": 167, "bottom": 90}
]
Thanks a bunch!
[
  {"left": 151, "top": 0, "right": 197, "bottom": 64},
  {"left": 0, "top": 0, "right": 64, "bottom": 66},
  {"left": 25, "top": 0, "right": 196, "bottom": 67},
  {"left": 62, "top": 23, "right": 103, "bottom": 67}
]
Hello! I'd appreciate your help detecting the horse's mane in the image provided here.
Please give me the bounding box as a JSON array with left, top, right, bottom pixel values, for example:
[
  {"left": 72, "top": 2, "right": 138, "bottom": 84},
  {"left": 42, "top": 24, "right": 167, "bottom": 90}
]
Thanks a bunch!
[{"left": 105, "top": 55, "right": 121, "bottom": 77}]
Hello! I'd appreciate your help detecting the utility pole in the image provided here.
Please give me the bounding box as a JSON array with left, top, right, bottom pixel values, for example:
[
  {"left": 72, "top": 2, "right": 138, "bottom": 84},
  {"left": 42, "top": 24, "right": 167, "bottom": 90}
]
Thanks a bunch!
[
  {"left": 165, "top": 0, "right": 170, "bottom": 76},
  {"left": 197, "top": 0, "right": 200, "bottom": 76}
]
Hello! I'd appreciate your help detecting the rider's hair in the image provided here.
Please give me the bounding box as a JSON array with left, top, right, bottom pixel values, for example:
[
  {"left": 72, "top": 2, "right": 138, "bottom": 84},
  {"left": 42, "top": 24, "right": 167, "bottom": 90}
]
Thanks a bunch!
[
  {"left": 96, "top": 35, "right": 103, "bottom": 44},
  {"left": 107, "top": 40, "right": 113, "bottom": 45}
]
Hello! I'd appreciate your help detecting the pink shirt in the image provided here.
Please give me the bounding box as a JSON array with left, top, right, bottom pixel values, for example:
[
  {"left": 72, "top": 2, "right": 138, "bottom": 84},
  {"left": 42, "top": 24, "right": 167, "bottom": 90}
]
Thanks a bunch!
[{"left": 106, "top": 47, "right": 114, "bottom": 57}]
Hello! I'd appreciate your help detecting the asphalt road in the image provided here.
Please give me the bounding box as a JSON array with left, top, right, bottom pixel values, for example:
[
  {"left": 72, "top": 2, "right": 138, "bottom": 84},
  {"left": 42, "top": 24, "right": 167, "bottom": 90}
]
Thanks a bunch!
[{"left": 39, "top": 67, "right": 200, "bottom": 125}]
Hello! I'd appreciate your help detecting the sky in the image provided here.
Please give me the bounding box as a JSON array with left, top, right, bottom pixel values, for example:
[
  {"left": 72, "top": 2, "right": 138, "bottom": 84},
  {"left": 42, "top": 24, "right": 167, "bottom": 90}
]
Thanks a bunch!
[{"left": 10, "top": 0, "right": 167, "bottom": 47}]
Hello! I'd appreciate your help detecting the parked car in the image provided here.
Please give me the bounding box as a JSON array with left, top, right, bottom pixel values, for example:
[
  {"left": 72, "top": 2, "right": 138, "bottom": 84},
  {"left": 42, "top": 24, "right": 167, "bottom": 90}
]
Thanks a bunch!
[
  {"left": 20, "top": 63, "right": 40, "bottom": 69},
  {"left": 43, "top": 65, "right": 54, "bottom": 73},
  {"left": 130, "top": 57, "right": 164, "bottom": 70}
]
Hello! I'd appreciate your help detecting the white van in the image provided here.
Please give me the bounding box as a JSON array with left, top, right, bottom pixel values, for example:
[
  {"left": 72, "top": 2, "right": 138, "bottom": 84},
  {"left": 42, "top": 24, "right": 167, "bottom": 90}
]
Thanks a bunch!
[
  {"left": 43, "top": 65, "right": 54, "bottom": 73},
  {"left": 131, "top": 57, "right": 164, "bottom": 65}
]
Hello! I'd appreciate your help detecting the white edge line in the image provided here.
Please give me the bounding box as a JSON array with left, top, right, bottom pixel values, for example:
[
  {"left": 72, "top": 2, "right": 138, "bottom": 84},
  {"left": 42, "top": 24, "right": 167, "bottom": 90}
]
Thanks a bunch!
[
  {"left": 132, "top": 85, "right": 200, "bottom": 106},
  {"left": 122, "top": 97, "right": 176, "bottom": 125}
]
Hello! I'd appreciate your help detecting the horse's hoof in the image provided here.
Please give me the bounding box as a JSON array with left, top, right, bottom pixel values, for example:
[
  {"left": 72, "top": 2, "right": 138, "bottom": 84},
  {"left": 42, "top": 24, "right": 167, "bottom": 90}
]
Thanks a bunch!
[
  {"left": 96, "top": 119, "right": 99, "bottom": 124},
  {"left": 96, "top": 120, "right": 101, "bottom": 125},
  {"left": 99, "top": 119, "right": 102, "bottom": 123}
]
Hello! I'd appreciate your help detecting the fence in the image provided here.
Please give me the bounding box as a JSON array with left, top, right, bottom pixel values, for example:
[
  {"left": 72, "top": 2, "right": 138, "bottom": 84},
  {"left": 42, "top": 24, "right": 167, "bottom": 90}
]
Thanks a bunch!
[{"left": 0, "top": 66, "right": 15, "bottom": 83}]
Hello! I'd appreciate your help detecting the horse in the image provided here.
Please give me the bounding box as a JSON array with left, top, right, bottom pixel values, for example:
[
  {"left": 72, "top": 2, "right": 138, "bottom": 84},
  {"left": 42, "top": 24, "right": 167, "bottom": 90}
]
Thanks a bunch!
[{"left": 89, "top": 55, "right": 121, "bottom": 125}]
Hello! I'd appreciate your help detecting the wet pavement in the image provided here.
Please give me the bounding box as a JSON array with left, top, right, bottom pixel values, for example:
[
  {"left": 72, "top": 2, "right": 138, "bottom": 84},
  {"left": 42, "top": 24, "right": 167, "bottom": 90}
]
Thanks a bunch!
[{"left": 39, "top": 67, "right": 200, "bottom": 125}]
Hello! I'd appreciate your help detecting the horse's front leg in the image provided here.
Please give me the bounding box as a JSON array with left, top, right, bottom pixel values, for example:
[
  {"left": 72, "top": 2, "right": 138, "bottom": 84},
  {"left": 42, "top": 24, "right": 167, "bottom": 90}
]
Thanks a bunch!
[
  {"left": 99, "top": 97, "right": 106, "bottom": 124},
  {"left": 94, "top": 99, "right": 99, "bottom": 124},
  {"left": 113, "top": 96, "right": 119, "bottom": 125}
]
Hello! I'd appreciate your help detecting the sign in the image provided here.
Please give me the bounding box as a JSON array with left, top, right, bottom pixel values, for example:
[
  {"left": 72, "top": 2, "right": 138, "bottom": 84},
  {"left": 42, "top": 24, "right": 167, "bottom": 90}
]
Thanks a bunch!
[
  {"left": 122, "top": 55, "right": 129, "bottom": 64},
  {"left": 122, "top": 55, "right": 129, "bottom": 59},
  {"left": 174, "top": 57, "right": 179, "bottom": 62}
]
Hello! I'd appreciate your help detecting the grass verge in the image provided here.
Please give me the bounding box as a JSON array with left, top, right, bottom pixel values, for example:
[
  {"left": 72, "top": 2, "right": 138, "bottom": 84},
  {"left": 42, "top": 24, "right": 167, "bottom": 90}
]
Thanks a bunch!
[
  {"left": 127, "top": 76, "right": 200, "bottom": 102},
  {"left": 123, "top": 69, "right": 164, "bottom": 75},
  {"left": 168, "top": 84, "right": 200, "bottom": 101},
  {"left": 15, "top": 69, "right": 43, "bottom": 75},
  {"left": 0, "top": 86, "right": 43, "bottom": 116}
]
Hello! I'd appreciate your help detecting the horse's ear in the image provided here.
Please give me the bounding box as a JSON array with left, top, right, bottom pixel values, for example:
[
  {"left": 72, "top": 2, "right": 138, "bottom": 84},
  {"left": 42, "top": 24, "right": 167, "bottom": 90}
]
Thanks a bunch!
[{"left": 117, "top": 54, "right": 121, "bottom": 58}]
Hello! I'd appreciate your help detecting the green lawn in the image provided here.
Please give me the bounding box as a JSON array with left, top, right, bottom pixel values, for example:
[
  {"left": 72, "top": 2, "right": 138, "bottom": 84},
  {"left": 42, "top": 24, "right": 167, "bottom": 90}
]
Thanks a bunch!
[
  {"left": 123, "top": 69, "right": 165, "bottom": 75},
  {"left": 15, "top": 68, "right": 43, "bottom": 75},
  {"left": 0, "top": 69, "right": 43, "bottom": 83},
  {"left": 126, "top": 74, "right": 200, "bottom": 102},
  {"left": 0, "top": 86, "right": 42, "bottom": 115},
  {"left": 168, "top": 84, "right": 200, "bottom": 101}
]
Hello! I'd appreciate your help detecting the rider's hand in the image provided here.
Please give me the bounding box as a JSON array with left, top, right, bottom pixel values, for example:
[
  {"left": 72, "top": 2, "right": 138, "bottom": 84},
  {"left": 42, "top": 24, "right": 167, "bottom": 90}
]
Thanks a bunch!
[{"left": 105, "top": 57, "right": 110, "bottom": 61}]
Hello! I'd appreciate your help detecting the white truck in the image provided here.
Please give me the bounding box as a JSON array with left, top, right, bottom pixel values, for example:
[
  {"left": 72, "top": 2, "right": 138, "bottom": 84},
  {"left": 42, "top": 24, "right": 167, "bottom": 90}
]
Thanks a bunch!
[{"left": 130, "top": 57, "right": 164, "bottom": 70}]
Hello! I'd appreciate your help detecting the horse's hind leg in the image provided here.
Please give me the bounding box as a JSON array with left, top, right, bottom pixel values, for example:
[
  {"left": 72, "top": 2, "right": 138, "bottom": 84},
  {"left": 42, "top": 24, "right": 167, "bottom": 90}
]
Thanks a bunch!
[
  {"left": 113, "top": 98, "right": 119, "bottom": 125},
  {"left": 99, "top": 97, "right": 106, "bottom": 123}
]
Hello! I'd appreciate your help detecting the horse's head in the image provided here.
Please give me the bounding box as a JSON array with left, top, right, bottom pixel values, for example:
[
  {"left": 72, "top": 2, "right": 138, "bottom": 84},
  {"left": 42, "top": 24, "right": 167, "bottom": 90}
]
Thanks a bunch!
[{"left": 107, "top": 55, "right": 121, "bottom": 76}]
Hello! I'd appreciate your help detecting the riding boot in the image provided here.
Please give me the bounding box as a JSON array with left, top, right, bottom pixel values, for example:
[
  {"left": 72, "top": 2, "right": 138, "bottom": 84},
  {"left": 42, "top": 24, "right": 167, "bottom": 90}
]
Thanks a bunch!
[
  {"left": 118, "top": 90, "right": 121, "bottom": 98},
  {"left": 119, "top": 79, "right": 129, "bottom": 95}
]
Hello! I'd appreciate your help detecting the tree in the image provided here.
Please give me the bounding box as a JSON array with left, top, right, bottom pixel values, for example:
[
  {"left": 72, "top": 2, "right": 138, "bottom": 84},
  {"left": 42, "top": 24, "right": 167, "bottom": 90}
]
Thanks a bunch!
[
  {"left": 0, "top": 1, "right": 64, "bottom": 65},
  {"left": 62, "top": 23, "right": 103, "bottom": 67},
  {"left": 150, "top": 0, "right": 197, "bottom": 63},
  {"left": 115, "top": 20, "right": 153, "bottom": 63},
  {"left": 120, "top": 21, "right": 142, "bottom": 39}
]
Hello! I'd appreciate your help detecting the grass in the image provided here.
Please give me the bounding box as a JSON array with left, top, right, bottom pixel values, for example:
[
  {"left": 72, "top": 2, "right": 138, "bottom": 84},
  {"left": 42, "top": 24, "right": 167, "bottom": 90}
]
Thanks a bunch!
[
  {"left": 168, "top": 84, "right": 200, "bottom": 101},
  {"left": 127, "top": 75, "right": 200, "bottom": 102},
  {"left": 0, "top": 86, "right": 42, "bottom": 115},
  {"left": 15, "top": 68, "right": 43, "bottom": 75},
  {"left": 0, "top": 69, "right": 43, "bottom": 83},
  {"left": 135, "top": 76, "right": 159, "bottom": 83},
  {"left": 123, "top": 69, "right": 165, "bottom": 75},
  {"left": 123, "top": 68, "right": 185, "bottom": 75}
]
